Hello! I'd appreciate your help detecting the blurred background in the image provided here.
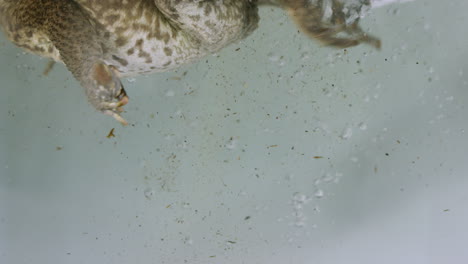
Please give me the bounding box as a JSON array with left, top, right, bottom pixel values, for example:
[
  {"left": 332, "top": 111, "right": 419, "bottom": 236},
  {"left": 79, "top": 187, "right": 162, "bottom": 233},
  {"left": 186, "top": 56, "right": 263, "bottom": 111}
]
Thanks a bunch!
[{"left": 1, "top": 0, "right": 467, "bottom": 263}]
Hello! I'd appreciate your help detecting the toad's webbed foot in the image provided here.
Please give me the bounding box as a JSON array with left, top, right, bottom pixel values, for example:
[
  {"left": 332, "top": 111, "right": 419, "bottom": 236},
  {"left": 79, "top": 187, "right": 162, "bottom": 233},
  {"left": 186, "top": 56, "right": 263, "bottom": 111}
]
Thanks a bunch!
[
  {"left": 283, "top": 0, "right": 381, "bottom": 49},
  {"left": 84, "top": 62, "right": 129, "bottom": 125}
]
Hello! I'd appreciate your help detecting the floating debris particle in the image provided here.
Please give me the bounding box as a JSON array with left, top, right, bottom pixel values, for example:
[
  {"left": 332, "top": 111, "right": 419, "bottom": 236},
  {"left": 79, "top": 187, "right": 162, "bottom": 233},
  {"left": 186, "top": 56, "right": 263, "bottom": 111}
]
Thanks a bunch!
[
  {"left": 43, "top": 60, "right": 55, "bottom": 76},
  {"left": 106, "top": 128, "right": 115, "bottom": 138}
]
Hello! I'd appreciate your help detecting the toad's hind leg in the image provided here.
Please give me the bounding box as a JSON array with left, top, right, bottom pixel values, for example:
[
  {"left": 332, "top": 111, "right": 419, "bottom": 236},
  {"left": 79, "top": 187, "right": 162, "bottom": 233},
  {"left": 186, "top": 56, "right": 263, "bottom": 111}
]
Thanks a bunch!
[{"left": 282, "top": 0, "right": 381, "bottom": 49}]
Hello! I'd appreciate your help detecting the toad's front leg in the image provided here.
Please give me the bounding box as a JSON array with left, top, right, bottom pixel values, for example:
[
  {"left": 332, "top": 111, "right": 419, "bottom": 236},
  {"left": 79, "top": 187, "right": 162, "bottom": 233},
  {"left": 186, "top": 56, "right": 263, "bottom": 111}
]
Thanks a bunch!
[
  {"left": 81, "top": 62, "right": 129, "bottom": 125},
  {"left": 40, "top": 0, "right": 130, "bottom": 125}
]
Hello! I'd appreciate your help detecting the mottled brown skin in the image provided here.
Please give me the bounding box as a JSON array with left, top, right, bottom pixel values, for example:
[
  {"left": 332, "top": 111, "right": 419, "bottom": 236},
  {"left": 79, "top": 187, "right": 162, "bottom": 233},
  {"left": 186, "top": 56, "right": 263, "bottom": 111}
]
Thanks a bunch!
[{"left": 0, "top": 0, "right": 380, "bottom": 125}]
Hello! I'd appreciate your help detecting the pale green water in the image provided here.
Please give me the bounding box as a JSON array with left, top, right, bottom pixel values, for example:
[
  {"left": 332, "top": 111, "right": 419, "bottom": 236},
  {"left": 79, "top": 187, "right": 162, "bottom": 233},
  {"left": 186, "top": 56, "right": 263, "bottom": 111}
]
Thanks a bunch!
[{"left": 1, "top": 1, "right": 468, "bottom": 263}]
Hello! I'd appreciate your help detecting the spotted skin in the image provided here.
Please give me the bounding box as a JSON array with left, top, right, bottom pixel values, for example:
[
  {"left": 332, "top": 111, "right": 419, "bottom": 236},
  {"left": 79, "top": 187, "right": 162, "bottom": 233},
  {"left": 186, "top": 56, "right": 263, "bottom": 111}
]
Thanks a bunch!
[{"left": 0, "top": 0, "right": 380, "bottom": 124}]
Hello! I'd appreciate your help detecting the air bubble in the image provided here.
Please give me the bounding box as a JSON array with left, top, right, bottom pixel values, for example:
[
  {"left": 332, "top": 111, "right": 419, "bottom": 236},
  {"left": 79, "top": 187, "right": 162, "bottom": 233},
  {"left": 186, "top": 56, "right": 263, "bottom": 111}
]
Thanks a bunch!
[
  {"left": 314, "top": 189, "right": 324, "bottom": 198},
  {"left": 165, "top": 90, "right": 175, "bottom": 97},
  {"left": 341, "top": 126, "right": 353, "bottom": 139},
  {"left": 144, "top": 188, "right": 154, "bottom": 200}
]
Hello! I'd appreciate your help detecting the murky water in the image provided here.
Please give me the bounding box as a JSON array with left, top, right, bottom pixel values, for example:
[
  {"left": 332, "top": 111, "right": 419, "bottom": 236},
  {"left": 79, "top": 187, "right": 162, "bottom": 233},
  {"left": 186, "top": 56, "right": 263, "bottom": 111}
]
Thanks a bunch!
[{"left": 1, "top": 1, "right": 468, "bottom": 263}]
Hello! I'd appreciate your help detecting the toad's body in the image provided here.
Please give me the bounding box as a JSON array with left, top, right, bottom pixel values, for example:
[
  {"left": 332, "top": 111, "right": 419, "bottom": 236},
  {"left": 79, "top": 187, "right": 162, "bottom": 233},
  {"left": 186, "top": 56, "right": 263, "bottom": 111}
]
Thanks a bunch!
[
  {"left": 1, "top": 1, "right": 260, "bottom": 76},
  {"left": 0, "top": 0, "right": 380, "bottom": 124},
  {"left": 71, "top": 1, "right": 261, "bottom": 76}
]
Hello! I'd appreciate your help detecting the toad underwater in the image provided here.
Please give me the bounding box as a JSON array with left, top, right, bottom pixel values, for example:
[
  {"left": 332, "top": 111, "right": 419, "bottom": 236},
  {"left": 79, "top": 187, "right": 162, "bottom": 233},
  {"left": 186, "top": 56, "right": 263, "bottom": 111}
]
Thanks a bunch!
[{"left": 0, "top": 0, "right": 380, "bottom": 124}]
